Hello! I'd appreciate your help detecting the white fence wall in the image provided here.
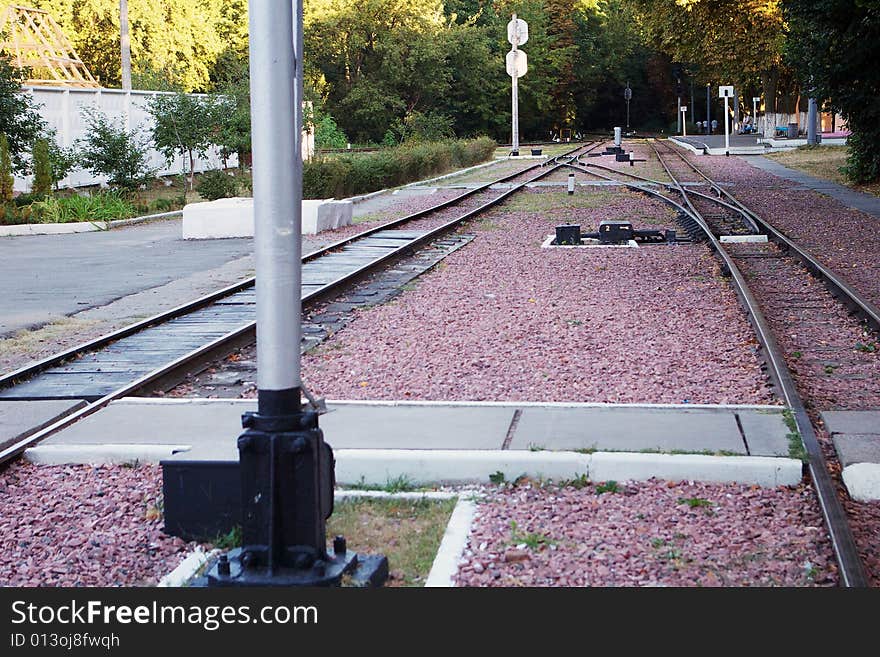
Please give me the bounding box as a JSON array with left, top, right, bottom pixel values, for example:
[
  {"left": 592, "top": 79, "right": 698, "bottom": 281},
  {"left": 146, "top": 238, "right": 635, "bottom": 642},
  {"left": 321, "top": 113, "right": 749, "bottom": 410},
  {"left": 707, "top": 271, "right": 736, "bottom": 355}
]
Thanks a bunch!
[{"left": 13, "top": 86, "right": 236, "bottom": 192}]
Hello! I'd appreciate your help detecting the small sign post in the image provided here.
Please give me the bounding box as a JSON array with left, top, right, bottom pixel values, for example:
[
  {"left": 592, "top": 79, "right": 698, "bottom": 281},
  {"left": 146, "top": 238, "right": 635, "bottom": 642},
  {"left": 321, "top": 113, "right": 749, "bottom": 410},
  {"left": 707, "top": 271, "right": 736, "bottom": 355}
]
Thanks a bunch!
[
  {"left": 752, "top": 96, "right": 760, "bottom": 134},
  {"left": 719, "top": 86, "right": 734, "bottom": 156},
  {"left": 507, "top": 14, "right": 528, "bottom": 156},
  {"left": 680, "top": 105, "right": 687, "bottom": 137}
]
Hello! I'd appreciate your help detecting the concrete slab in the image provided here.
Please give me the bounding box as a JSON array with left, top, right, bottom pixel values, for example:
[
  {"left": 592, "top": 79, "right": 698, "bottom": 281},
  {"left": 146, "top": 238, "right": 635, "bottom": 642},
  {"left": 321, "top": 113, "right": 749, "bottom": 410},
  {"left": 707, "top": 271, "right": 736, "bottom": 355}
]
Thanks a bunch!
[
  {"left": 37, "top": 399, "right": 514, "bottom": 457},
  {"left": 0, "top": 399, "right": 86, "bottom": 451},
  {"left": 509, "top": 406, "right": 748, "bottom": 454},
  {"left": 821, "top": 410, "right": 880, "bottom": 437},
  {"left": 831, "top": 434, "right": 880, "bottom": 468},
  {"left": 737, "top": 410, "right": 792, "bottom": 456}
]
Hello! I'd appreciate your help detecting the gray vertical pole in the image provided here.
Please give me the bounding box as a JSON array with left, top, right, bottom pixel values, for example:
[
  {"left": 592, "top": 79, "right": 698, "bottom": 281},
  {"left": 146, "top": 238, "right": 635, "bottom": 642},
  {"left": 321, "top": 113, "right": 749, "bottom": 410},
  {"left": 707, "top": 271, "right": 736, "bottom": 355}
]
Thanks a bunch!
[
  {"left": 250, "top": 0, "right": 301, "bottom": 407},
  {"left": 706, "top": 83, "right": 711, "bottom": 134},
  {"left": 723, "top": 95, "right": 730, "bottom": 155},
  {"left": 807, "top": 97, "right": 818, "bottom": 145},
  {"left": 120, "top": 0, "right": 131, "bottom": 90},
  {"left": 733, "top": 93, "right": 739, "bottom": 132},
  {"left": 510, "top": 14, "right": 519, "bottom": 156}
]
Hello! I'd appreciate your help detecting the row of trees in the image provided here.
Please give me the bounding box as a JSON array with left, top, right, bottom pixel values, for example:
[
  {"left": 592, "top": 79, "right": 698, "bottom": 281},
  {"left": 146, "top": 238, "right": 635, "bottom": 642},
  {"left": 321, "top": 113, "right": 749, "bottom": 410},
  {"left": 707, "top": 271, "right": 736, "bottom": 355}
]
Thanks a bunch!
[{"left": 13, "top": 1, "right": 879, "bottom": 181}]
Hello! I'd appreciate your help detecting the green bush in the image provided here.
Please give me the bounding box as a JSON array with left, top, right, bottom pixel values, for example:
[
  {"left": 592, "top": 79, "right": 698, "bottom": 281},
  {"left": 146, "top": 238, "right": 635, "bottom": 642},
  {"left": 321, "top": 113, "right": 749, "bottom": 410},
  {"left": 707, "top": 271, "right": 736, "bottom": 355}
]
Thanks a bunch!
[
  {"left": 315, "top": 115, "right": 348, "bottom": 150},
  {"left": 32, "top": 138, "right": 53, "bottom": 197},
  {"left": 76, "top": 110, "right": 154, "bottom": 192},
  {"left": 30, "top": 192, "right": 135, "bottom": 224},
  {"left": 303, "top": 137, "right": 495, "bottom": 199},
  {"left": 0, "top": 134, "right": 13, "bottom": 204},
  {"left": 198, "top": 169, "right": 239, "bottom": 201}
]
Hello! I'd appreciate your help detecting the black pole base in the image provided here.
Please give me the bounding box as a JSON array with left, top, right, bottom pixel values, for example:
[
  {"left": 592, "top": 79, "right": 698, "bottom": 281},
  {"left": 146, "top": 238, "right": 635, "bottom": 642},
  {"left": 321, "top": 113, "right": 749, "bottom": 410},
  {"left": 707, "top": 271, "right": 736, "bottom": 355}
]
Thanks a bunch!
[
  {"left": 510, "top": 149, "right": 519, "bottom": 157},
  {"left": 203, "top": 547, "right": 388, "bottom": 587}
]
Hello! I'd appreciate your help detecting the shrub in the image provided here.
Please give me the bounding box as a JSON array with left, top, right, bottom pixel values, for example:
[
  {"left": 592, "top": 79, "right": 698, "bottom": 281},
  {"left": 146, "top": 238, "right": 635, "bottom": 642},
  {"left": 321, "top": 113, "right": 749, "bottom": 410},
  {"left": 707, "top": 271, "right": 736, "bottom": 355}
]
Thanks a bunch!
[
  {"left": 76, "top": 110, "right": 153, "bottom": 192},
  {"left": 198, "top": 169, "right": 239, "bottom": 201},
  {"left": 31, "top": 138, "right": 52, "bottom": 197},
  {"left": 0, "top": 134, "right": 14, "bottom": 204},
  {"left": 303, "top": 137, "right": 495, "bottom": 199},
  {"left": 315, "top": 115, "right": 348, "bottom": 150},
  {"left": 30, "top": 192, "right": 135, "bottom": 224}
]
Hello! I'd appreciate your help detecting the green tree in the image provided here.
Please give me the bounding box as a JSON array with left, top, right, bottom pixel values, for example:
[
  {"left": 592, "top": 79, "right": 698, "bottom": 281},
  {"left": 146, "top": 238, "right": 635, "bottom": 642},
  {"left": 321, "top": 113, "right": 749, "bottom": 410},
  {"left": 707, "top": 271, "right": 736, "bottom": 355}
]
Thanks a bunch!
[
  {"left": 784, "top": 0, "right": 880, "bottom": 182},
  {"left": 0, "top": 134, "right": 14, "bottom": 204},
  {"left": 31, "top": 138, "right": 52, "bottom": 197},
  {"left": 145, "top": 93, "right": 215, "bottom": 188},
  {"left": 625, "top": 0, "right": 790, "bottom": 112},
  {"left": 0, "top": 57, "right": 47, "bottom": 172},
  {"left": 315, "top": 115, "right": 348, "bottom": 149},
  {"left": 76, "top": 109, "right": 152, "bottom": 191},
  {"left": 31, "top": 0, "right": 234, "bottom": 91}
]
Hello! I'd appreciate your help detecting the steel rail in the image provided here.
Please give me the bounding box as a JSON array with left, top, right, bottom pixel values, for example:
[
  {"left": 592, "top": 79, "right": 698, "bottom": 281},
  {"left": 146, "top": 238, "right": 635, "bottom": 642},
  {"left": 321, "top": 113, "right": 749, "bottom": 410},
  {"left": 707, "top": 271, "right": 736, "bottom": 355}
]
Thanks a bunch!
[
  {"left": 0, "top": 142, "right": 602, "bottom": 466},
  {"left": 0, "top": 143, "right": 589, "bottom": 392},
  {"left": 649, "top": 140, "right": 869, "bottom": 588},
  {"left": 655, "top": 139, "right": 880, "bottom": 333}
]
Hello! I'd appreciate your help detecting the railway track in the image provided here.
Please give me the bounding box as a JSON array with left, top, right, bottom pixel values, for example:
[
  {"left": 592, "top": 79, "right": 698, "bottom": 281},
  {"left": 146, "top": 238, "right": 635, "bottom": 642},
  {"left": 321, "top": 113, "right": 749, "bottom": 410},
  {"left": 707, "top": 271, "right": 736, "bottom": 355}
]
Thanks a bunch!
[
  {"left": 567, "top": 140, "right": 873, "bottom": 587},
  {"left": 0, "top": 142, "right": 600, "bottom": 464}
]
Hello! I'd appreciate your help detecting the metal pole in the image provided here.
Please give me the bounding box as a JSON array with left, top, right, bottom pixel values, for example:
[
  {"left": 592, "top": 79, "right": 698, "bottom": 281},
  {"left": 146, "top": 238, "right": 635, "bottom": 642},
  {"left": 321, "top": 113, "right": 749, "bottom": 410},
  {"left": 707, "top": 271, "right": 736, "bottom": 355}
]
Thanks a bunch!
[
  {"left": 808, "top": 97, "right": 818, "bottom": 145},
  {"left": 682, "top": 108, "right": 687, "bottom": 136},
  {"left": 251, "top": 3, "right": 301, "bottom": 400},
  {"left": 511, "top": 15, "right": 519, "bottom": 156},
  {"left": 724, "top": 95, "right": 730, "bottom": 156},
  {"left": 706, "top": 83, "right": 711, "bottom": 134},
  {"left": 120, "top": 0, "right": 131, "bottom": 90},
  {"left": 203, "top": 0, "right": 388, "bottom": 588},
  {"left": 677, "top": 95, "right": 681, "bottom": 134}
]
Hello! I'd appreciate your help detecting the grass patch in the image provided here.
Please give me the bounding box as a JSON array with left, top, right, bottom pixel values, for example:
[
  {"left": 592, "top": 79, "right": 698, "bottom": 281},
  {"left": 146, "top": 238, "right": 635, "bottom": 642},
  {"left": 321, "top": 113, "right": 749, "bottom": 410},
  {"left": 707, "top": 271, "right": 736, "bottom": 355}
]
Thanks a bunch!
[
  {"left": 782, "top": 409, "right": 809, "bottom": 463},
  {"left": 344, "top": 475, "right": 419, "bottom": 493},
  {"left": 678, "top": 497, "right": 714, "bottom": 509},
  {"left": 0, "top": 317, "right": 101, "bottom": 361},
  {"left": 328, "top": 497, "right": 456, "bottom": 586},
  {"left": 766, "top": 146, "right": 880, "bottom": 197},
  {"left": 595, "top": 480, "right": 619, "bottom": 495},
  {"left": 501, "top": 189, "right": 616, "bottom": 213},
  {"left": 509, "top": 520, "right": 557, "bottom": 550}
]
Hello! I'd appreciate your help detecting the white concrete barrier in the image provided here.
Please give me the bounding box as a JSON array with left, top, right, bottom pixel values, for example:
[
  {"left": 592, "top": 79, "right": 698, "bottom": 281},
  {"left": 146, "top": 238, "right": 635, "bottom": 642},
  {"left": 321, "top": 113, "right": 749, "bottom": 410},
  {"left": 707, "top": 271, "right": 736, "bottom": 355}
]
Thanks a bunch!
[{"left": 182, "top": 197, "right": 352, "bottom": 239}]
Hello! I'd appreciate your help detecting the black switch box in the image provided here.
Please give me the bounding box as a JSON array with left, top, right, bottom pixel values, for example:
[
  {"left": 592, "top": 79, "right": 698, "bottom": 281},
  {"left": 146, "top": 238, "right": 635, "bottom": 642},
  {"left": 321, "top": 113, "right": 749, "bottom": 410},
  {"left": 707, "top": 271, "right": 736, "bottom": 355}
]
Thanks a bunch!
[
  {"left": 555, "top": 224, "right": 581, "bottom": 245},
  {"left": 598, "top": 220, "right": 633, "bottom": 243}
]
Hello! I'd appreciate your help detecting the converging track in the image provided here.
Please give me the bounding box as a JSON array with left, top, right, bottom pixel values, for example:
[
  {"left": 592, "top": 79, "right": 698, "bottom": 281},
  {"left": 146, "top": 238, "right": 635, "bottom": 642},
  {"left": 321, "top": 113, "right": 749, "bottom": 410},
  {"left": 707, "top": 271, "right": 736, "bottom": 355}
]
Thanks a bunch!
[
  {"left": 0, "top": 143, "right": 600, "bottom": 464},
  {"left": 566, "top": 139, "right": 873, "bottom": 586}
]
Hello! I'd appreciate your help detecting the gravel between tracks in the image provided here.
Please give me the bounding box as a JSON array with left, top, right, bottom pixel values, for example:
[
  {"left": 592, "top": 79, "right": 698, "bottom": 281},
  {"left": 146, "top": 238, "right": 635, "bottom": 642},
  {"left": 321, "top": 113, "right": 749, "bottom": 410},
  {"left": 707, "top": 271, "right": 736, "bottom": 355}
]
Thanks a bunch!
[
  {"left": 454, "top": 480, "right": 838, "bottom": 587},
  {"left": 0, "top": 461, "right": 191, "bottom": 586},
  {"left": 301, "top": 187, "right": 772, "bottom": 404}
]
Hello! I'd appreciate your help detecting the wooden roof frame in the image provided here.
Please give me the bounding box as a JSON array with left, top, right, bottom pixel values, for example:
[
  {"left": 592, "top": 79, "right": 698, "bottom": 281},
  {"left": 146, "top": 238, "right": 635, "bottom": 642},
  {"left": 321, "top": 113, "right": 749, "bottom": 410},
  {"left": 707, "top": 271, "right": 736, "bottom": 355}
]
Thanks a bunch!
[{"left": 1, "top": 4, "right": 99, "bottom": 88}]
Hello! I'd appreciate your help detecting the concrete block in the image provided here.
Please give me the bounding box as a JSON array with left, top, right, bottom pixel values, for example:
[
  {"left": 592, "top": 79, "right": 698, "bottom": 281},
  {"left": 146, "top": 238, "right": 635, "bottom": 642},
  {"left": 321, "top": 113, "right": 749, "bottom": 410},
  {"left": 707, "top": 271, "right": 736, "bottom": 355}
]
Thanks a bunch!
[
  {"left": 841, "top": 463, "right": 880, "bottom": 502},
  {"left": 589, "top": 452, "right": 803, "bottom": 487},
  {"left": 737, "top": 410, "right": 791, "bottom": 456},
  {"left": 831, "top": 434, "right": 880, "bottom": 468},
  {"left": 26, "top": 443, "right": 188, "bottom": 465},
  {"left": 182, "top": 197, "right": 352, "bottom": 239},
  {"left": 333, "top": 449, "right": 592, "bottom": 486},
  {"left": 821, "top": 410, "right": 880, "bottom": 437}
]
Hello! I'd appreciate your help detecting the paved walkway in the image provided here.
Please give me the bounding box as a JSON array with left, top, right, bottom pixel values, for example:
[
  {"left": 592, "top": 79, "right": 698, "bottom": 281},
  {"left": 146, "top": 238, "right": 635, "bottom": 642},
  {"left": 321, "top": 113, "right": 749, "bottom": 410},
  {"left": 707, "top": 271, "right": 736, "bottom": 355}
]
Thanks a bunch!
[{"left": 745, "top": 157, "right": 880, "bottom": 219}]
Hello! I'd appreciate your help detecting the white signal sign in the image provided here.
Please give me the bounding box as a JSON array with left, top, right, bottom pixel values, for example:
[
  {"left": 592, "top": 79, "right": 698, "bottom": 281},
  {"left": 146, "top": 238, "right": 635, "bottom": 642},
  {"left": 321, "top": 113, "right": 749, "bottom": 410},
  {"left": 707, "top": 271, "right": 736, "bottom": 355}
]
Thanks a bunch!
[
  {"left": 718, "top": 85, "right": 734, "bottom": 98},
  {"left": 681, "top": 106, "right": 687, "bottom": 112},
  {"left": 506, "top": 50, "right": 527, "bottom": 77},
  {"left": 507, "top": 18, "right": 528, "bottom": 46}
]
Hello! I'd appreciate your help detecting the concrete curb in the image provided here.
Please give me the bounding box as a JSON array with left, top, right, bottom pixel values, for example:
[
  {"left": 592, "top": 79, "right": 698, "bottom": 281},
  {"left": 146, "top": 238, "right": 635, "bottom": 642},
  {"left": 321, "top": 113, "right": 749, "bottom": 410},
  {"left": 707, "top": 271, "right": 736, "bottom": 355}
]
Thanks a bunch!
[
  {"left": 841, "top": 463, "right": 880, "bottom": 502},
  {"left": 25, "top": 443, "right": 189, "bottom": 465},
  {"left": 158, "top": 547, "right": 217, "bottom": 587},
  {"left": 25, "top": 443, "right": 803, "bottom": 488},
  {"left": 0, "top": 210, "right": 182, "bottom": 237},
  {"left": 425, "top": 498, "right": 477, "bottom": 587}
]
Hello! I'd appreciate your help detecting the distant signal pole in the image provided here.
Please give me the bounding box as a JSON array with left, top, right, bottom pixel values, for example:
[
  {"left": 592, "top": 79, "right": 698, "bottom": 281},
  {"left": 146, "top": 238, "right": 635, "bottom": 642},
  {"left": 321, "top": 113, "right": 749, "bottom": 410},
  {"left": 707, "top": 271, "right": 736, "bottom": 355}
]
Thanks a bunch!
[
  {"left": 624, "top": 82, "right": 632, "bottom": 129},
  {"left": 506, "top": 14, "right": 528, "bottom": 156}
]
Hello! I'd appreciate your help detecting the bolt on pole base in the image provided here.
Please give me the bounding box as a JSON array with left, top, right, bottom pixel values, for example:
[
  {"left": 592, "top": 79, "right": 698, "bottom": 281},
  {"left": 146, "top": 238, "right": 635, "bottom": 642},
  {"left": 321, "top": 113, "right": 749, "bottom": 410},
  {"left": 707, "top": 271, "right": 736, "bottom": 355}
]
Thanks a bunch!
[
  {"left": 205, "top": 547, "right": 388, "bottom": 587},
  {"left": 202, "top": 393, "right": 388, "bottom": 588}
]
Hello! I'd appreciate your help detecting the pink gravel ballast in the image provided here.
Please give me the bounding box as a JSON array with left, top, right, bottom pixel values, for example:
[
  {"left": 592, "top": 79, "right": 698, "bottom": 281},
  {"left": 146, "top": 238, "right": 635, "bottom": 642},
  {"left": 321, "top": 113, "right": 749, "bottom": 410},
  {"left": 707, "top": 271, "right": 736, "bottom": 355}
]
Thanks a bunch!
[
  {"left": 302, "top": 188, "right": 772, "bottom": 404},
  {"left": 454, "top": 480, "right": 838, "bottom": 587},
  {"left": 0, "top": 462, "right": 191, "bottom": 587}
]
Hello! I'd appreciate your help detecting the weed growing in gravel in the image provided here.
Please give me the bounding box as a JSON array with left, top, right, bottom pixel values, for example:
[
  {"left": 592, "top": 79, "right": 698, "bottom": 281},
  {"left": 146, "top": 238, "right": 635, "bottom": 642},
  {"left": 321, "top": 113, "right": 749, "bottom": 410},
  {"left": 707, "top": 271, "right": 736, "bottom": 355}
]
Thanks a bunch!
[
  {"left": 557, "top": 474, "right": 590, "bottom": 490},
  {"left": 791, "top": 351, "right": 802, "bottom": 359},
  {"left": 383, "top": 475, "right": 416, "bottom": 493},
  {"left": 855, "top": 341, "right": 877, "bottom": 353},
  {"left": 678, "top": 497, "right": 713, "bottom": 509},
  {"left": 595, "top": 481, "right": 619, "bottom": 495},
  {"left": 489, "top": 471, "right": 507, "bottom": 484},
  {"left": 510, "top": 521, "right": 557, "bottom": 551},
  {"left": 782, "top": 409, "right": 809, "bottom": 463},
  {"left": 528, "top": 443, "right": 545, "bottom": 452},
  {"left": 824, "top": 364, "right": 837, "bottom": 374},
  {"left": 213, "top": 526, "right": 242, "bottom": 550}
]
